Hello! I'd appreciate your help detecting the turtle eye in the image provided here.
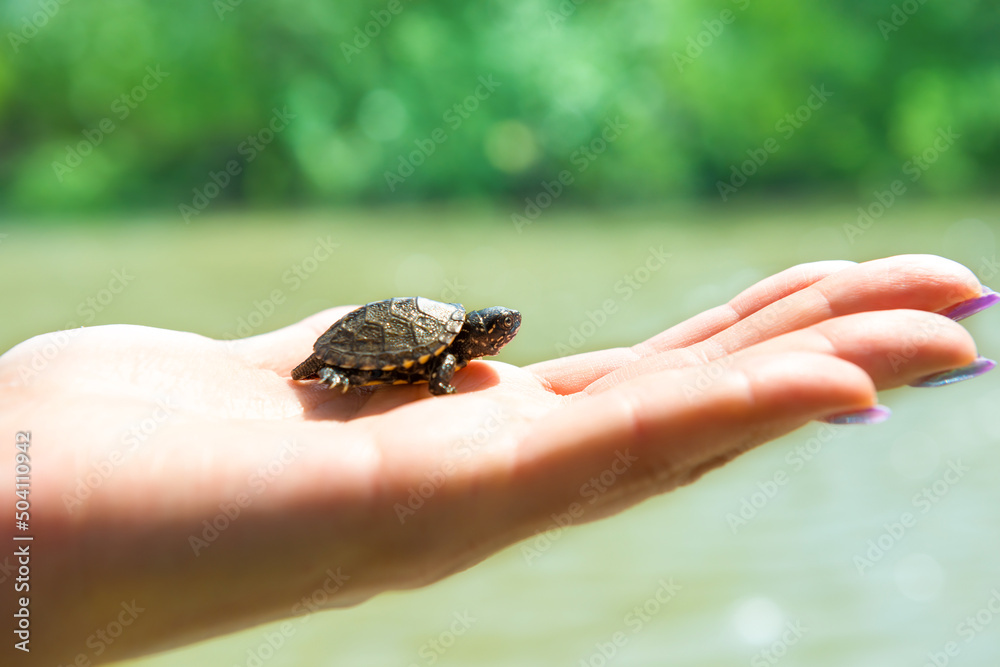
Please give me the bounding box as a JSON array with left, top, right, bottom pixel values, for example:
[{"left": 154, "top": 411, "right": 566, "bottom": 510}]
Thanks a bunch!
[{"left": 503, "top": 316, "right": 513, "bottom": 329}]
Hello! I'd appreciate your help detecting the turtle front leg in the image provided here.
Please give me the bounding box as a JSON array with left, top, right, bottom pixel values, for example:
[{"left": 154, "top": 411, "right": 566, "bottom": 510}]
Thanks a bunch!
[
  {"left": 429, "top": 354, "right": 458, "bottom": 395},
  {"left": 317, "top": 366, "right": 350, "bottom": 393}
]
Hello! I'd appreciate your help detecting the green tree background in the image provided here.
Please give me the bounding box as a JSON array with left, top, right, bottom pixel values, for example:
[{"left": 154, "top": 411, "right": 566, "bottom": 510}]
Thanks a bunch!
[{"left": 1, "top": 0, "right": 997, "bottom": 216}]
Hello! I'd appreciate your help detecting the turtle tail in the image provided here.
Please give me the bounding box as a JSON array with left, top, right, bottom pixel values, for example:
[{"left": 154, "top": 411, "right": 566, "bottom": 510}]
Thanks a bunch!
[{"left": 291, "top": 355, "right": 325, "bottom": 380}]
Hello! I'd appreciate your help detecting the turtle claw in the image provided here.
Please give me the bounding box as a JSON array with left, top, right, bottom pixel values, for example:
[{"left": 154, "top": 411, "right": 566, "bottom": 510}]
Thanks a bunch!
[
  {"left": 317, "top": 367, "right": 349, "bottom": 393},
  {"left": 428, "top": 382, "right": 456, "bottom": 396}
]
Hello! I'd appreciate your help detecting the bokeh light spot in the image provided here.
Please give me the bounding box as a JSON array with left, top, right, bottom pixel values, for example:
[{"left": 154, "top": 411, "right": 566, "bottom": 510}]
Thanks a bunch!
[
  {"left": 894, "top": 553, "right": 944, "bottom": 602},
  {"left": 484, "top": 120, "right": 539, "bottom": 174},
  {"left": 731, "top": 596, "right": 785, "bottom": 645},
  {"left": 357, "top": 89, "right": 408, "bottom": 143}
]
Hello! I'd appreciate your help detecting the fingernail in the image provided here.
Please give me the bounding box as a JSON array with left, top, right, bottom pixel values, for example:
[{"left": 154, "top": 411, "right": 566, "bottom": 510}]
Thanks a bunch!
[
  {"left": 822, "top": 404, "right": 892, "bottom": 425},
  {"left": 940, "top": 286, "right": 1000, "bottom": 322},
  {"left": 909, "top": 356, "right": 996, "bottom": 388}
]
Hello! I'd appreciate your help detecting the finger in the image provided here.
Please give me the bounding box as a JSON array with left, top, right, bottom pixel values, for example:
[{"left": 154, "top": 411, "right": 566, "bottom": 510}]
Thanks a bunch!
[
  {"left": 637, "top": 259, "right": 858, "bottom": 352},
  {"left": 591, "top": 309, "right": 978, "bottom": 395},
  {"left": 526, "top": 348, "right": 641, "bottom": 394},
  {"left": 228, "top": 307, "right": 356, "bottom": 374},
  {"left": 585, "top": 254, "right": 983, "bottom": 393},
  {"left": 733, "top": 310, "right": 979, "bottom": 390},
  {"left": 511, "top": 352, "right": 875, "bottom": 529},
  {"left": 704, "top": 254, "right": 981, "bottom": 354},
  {"left": 529, "top": 259, "right": 856, "bottom": 393}
]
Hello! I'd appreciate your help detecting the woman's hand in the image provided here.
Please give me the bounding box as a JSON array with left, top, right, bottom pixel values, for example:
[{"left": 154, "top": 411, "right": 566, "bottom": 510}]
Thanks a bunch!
[{"left": 1, "top": 254, "right": 992, "bottom": 665}]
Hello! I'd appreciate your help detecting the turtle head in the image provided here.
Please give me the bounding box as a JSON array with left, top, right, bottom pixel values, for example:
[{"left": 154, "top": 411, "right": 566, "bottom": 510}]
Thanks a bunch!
[{"left": 453, "top": 306, "right": 521, "bottom": 360}]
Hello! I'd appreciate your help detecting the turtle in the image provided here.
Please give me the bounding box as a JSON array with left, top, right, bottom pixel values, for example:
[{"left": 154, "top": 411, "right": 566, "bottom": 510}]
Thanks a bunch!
[{"left": 291, "top": 297, "right": 521, "bottom": 395}]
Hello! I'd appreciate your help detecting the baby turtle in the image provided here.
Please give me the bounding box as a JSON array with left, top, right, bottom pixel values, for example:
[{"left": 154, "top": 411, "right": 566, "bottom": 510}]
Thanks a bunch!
[{"left": 291, "top": 297, "right": 521, "bottom": 395}]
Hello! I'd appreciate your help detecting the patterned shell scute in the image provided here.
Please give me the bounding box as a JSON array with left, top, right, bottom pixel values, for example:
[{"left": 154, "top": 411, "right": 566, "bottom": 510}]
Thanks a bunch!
[{"left": 314, "top": 297, "right": 466, "bottom": 370}]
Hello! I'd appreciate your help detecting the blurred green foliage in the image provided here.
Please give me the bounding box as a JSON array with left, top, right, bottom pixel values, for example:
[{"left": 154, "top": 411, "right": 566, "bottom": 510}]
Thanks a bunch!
[{"left": 1, "top": 0, "right": 998, "bottom": 214}]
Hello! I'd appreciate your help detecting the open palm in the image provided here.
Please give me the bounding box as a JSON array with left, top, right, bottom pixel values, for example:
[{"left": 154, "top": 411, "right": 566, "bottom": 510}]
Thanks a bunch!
[{"left": 2, "top": 254, "right": 991, "bottom": 665}]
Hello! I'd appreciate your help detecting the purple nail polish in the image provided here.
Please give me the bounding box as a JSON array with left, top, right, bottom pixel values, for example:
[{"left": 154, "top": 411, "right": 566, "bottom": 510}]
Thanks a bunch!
[
  {"left": 909, "top": 356, "right": 996, "bottom": 388},
  {"left": 941, "top": 286, "right": 1000, "bottom": 322},
  {"left": 822, "top": 405, "right": 892, "bottom": 425}
]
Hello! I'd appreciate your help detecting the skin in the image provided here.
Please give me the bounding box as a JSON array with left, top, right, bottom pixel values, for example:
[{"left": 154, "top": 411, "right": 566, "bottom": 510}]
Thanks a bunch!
[{"left": 0, "top": 254, "right": 988, "bottom": 665}]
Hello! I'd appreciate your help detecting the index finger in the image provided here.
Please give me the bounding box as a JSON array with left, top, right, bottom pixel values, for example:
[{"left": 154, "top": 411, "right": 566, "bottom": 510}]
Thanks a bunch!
[
  {"left": 585, "top": 254, "right": 982, "bottom": 394},
  {"left": 528, "top": 260, "right": 856, "bottom": 394}
]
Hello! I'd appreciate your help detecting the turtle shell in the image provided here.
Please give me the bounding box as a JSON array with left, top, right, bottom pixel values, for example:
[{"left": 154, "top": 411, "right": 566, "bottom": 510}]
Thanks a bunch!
[{"left": 313, "top": 297, "right": 466, "bottom": 372}]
